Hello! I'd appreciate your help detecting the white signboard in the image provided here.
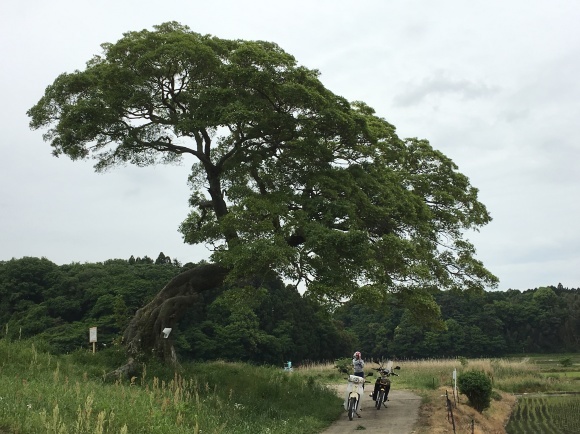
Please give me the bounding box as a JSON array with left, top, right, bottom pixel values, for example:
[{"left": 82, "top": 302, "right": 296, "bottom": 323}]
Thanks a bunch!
[{"left": 89, "top": 327, "right": 97, "bottom": 343}]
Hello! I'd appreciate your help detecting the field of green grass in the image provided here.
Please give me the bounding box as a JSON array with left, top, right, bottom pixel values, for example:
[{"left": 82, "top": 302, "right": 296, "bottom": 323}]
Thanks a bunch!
[
  {"left": 0, "top": 339, "right": 343, "bottom": 433},
  {"left": 2, "top": 338, "right": 579, "bottom": 433},
  {"left": 540, "top": 371, "right": 580, "bottom": 379}
]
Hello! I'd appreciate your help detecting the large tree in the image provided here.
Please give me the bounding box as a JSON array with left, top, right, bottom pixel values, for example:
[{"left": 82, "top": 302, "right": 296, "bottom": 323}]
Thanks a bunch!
[{"left": 28, "top": 22, "right": 497, "bottom": 363}]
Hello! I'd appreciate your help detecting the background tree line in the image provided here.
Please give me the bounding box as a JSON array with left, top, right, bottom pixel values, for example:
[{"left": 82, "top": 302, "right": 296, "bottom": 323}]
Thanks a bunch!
[
  {"left": 1, "top": 256, "right": 578, "bottom": 364},
  {"left": 0, "top": 255, "right": 354, "bottom": 363},
  {"left": 334, "top": 284, "right": 580, "bottom": 360}
]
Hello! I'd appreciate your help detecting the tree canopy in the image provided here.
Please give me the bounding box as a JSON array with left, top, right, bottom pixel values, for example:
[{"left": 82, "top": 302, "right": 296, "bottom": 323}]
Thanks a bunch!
[{"left": 28, "top": 22, "right": 497, "bottom": 358}]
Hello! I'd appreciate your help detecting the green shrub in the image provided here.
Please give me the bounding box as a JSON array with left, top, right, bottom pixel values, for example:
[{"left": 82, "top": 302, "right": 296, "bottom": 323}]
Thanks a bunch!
[
  {"left": 458, "top": 370, "right": 493, "bottom": 412},
  {"left": 560, "top": 357, "right": 573, "bottom": 368},
  {"left": 334, "top": 357, "right": 351, "bottom": 374}
]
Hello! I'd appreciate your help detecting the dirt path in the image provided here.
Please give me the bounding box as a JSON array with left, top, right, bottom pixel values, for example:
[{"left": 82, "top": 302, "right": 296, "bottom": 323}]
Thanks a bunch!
[{"left": 320, "top": 384, "right": 422, "bottom": 434}]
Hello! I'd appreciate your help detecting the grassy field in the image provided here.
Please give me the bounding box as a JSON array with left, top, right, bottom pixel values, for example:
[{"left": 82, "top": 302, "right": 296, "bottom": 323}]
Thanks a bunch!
[
  {"left": 2, "top": 339, "right": 579, "bottom": 433},
  {"left": 0, "top": 339, "right": 343, "bottom": 433}
]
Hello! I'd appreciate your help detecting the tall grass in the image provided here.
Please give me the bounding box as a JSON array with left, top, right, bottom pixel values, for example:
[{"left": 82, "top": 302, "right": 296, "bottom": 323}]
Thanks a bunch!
[
  {"left": 3, "top": 341, "right": 578, "bottom": 433},
  {"left": 390, "top": 358, "right": 580, "bottom": 394},
  {"left": 298, "top": 357, "right": 580, "bottom": 395},
  {"left": 0, "top": 339, "right": 342, "bottom": 433}
]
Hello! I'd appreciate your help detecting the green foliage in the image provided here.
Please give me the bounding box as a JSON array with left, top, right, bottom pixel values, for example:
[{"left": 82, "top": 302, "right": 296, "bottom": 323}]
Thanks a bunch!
[
  {"left": 0, "top": 339, "right": 341, "bottom": 433},
  {"left": 27, "top": 21, "right": 498, "bottom": 323},
  {"left": 334, "top": 357, "right": 351, "bottom": 374},
  {"left": 0, "top": 256, "right": 182, "bottom": 351},
  {"left": 176, "top": 279, "right": 352, "bottom": 364},
  {"left": 457, "top": 370, "right": 493, "bottom": 412},
  {"left": 0, "top": 257, "right": 352, "bottom": 363},
  {"left": 333, "top": 298, "right": 402, "bottom": 361},
  {"left": 0, "top": 257, "right": 61, "bottom": 325},
  {"left": 2, "top": 254, "right": 580, "bottom": 361},
  {"left": 346, "top": 285, "right": 580, "bottom": 359}
]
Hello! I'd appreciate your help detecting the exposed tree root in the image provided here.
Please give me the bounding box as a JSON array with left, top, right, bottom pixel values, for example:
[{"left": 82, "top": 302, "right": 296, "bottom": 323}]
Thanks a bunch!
[{"left": 122, "top": 263, "right": 229, "bottom": 365}]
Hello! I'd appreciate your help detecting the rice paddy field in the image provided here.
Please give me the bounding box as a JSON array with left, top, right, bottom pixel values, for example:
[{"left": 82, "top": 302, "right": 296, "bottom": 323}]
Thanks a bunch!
[
  {"left": 504, "top": 354, "right": 580, "bottom": 434},
  {"left": 506, "top": 395, "right": 580, "bottom": 434}
]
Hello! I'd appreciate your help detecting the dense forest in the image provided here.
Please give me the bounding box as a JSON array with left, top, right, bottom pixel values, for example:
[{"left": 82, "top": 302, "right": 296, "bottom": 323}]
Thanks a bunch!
[{"left": 1, "top": 255, "right": 578, "bottom": 364}]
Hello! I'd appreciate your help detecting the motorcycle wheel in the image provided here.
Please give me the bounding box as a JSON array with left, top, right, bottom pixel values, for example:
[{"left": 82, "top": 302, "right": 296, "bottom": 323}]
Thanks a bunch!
[
  {"left": 348, "top": 397, "right": 357, "bottom": 421},
  {"left": 376, "top": 390, "right": 384, "bottom": 410}
]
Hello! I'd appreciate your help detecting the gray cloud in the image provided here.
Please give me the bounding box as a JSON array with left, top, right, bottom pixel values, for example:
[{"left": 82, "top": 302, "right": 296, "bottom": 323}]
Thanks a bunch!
[
  {"left": 393, "top": 72, "right": 500, "bottom": 107},
  {"left": 1, "top": 0, "right": 580, "bottom": 292}
]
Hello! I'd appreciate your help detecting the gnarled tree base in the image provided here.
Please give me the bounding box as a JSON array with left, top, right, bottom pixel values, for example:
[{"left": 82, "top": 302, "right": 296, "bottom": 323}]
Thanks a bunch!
[
  {"left": 122, "top": 263, "right": 229, "bottom": 365},
  {"left": 104, "top": 357, "right": 137, "bottom": 382}
]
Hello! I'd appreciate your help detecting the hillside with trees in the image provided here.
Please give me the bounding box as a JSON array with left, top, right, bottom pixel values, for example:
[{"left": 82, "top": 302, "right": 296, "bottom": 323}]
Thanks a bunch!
[
  {"left": 334, "top": 284, "right": 580, "bottom": 360},
  {"left": 0, "top": 256, "right": 354, "bottom": 362},
  {"left": 1, "top": 256, "right": 577, "bottom": 363}
]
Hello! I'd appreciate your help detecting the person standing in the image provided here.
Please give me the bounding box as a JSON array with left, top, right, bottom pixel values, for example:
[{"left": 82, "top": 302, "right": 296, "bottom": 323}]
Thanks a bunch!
[{"left": 353, "top": 351, "right": 365, "bottom": 379}]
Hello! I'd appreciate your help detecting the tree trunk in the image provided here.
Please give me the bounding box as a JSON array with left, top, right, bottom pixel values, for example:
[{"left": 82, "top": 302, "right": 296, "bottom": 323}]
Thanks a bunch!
[{"left": 122, "top": 262, "right": 229, "bottom": 364}]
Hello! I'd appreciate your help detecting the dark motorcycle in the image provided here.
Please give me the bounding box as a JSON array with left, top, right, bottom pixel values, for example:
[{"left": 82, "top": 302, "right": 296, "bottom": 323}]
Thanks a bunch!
[{"left": 371, "top": 361, "right": 400, "bottom": 409}]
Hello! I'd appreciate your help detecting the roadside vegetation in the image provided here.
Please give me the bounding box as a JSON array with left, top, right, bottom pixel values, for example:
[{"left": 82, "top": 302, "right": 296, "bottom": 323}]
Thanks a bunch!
[
  {"left": 1, "top": 258, "right": 578, "bottom": 432},
  {"left": 300, "top": 355, "right": 580, "bottom": 433},
  {"left": 1, "top": 339, "right": 579, "bottom": 433},
  {"left": 0, "top": 339, "right": 342, "bottom": 434}
]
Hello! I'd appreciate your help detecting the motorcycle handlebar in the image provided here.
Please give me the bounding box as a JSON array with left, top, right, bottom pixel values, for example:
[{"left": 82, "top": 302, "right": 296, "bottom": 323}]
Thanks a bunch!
[
  {"left": 372, "top": 368, "right": 400, "bottom": 376},
  {"left": 343, "top": 377, "right": 373, "bottom": 383}
]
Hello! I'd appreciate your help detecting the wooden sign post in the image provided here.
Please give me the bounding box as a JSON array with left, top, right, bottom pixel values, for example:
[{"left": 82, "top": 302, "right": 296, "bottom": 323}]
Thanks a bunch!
[{"left": 89, "top": 327, "right": 97, "bottom": 354}]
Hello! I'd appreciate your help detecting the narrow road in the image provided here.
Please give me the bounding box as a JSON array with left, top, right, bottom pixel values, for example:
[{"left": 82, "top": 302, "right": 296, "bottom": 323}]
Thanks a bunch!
[{"left": 321, "top": 385, "right": 422, "bottom": 434}]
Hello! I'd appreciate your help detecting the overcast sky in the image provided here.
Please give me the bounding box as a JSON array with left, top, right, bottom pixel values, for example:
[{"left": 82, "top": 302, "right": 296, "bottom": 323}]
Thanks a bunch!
[{"left": 1, "top": 0, "right": 579, "bottom": 291}]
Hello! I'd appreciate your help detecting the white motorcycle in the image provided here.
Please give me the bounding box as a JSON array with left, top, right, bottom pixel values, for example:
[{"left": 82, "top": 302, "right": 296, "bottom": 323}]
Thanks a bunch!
[{"left": 343, "top": 374, "right": 368, "bottom": 420}]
